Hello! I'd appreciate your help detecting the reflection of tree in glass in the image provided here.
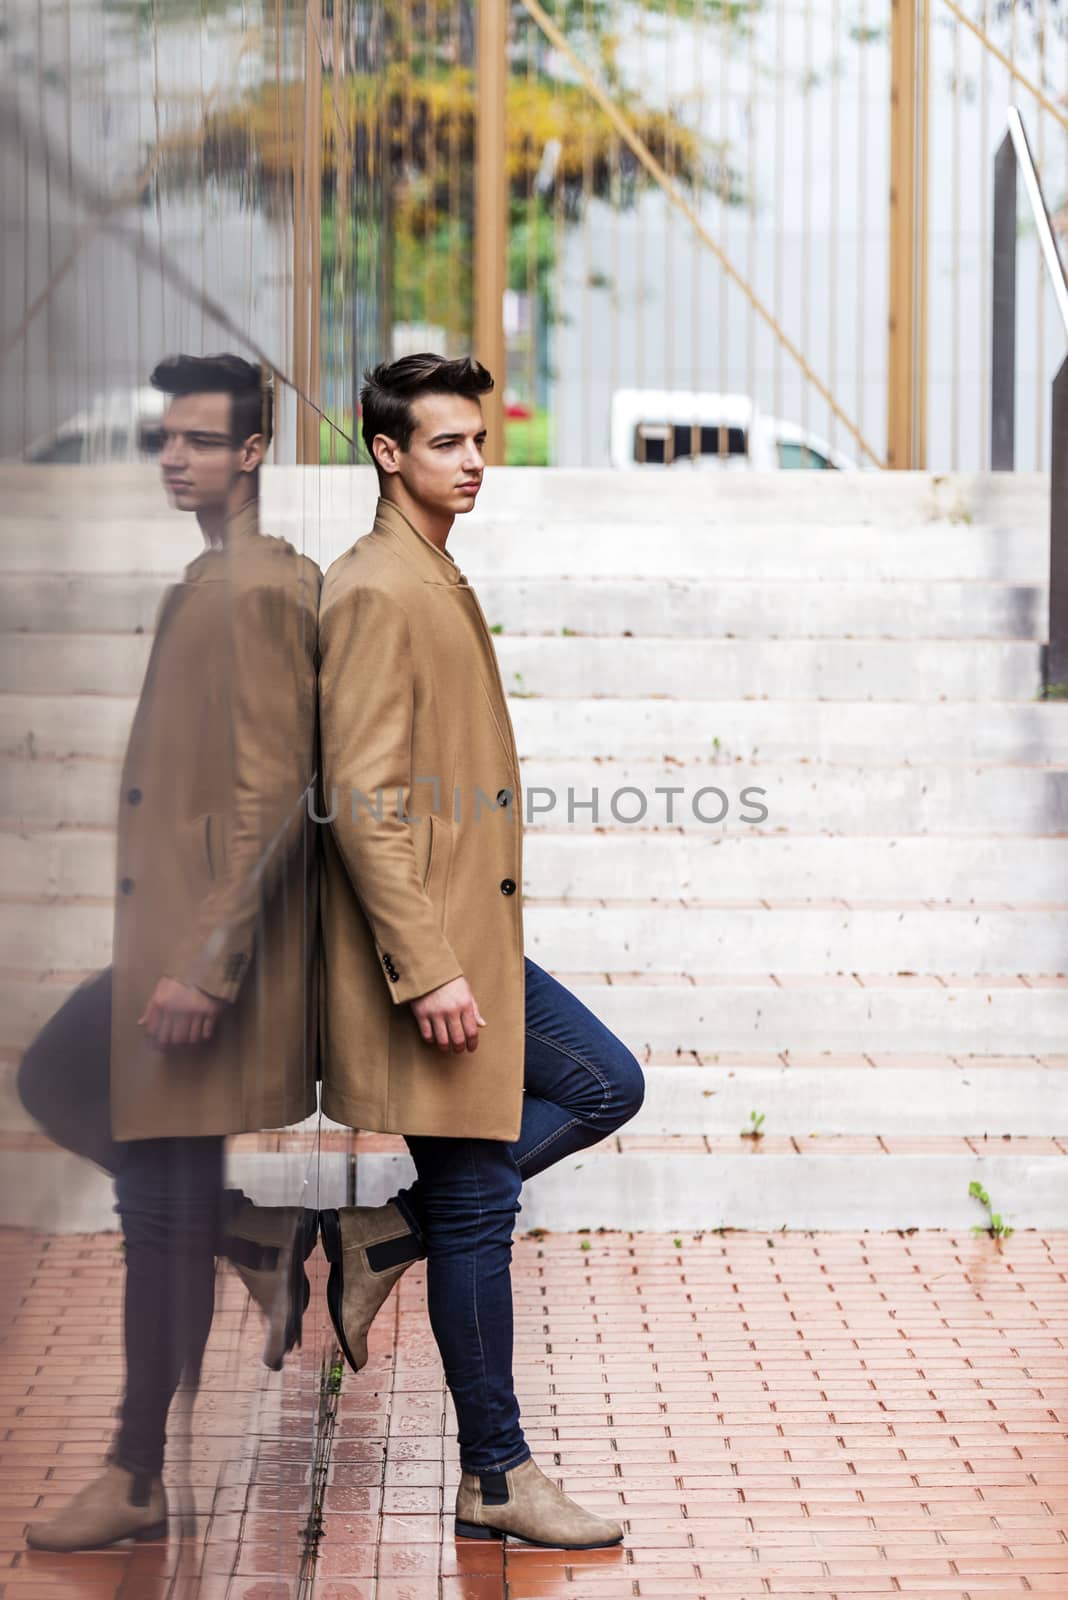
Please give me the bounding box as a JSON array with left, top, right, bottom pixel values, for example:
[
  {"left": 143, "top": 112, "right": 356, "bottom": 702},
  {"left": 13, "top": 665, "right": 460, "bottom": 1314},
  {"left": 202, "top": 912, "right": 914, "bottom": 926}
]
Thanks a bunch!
[{"left": 143, "top": 1, "right": 749, "bottom": 355}]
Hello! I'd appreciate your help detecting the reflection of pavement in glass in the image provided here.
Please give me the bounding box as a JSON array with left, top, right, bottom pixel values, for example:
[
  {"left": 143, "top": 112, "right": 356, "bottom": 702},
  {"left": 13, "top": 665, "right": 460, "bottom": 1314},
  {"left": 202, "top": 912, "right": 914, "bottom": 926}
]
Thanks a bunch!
[{"left": 3, "top": 1221, "right": 1065, "bottom": 1593}]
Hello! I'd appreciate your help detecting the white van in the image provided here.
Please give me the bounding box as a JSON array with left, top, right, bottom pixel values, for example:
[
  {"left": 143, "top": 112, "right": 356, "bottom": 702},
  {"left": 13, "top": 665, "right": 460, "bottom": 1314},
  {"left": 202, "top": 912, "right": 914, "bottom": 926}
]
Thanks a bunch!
[
  {"left": 609, "top": 389, "right": 858, "bottom": 472},
  {"left": 22, "top": 387, "right": 166, "bottom": 464}
]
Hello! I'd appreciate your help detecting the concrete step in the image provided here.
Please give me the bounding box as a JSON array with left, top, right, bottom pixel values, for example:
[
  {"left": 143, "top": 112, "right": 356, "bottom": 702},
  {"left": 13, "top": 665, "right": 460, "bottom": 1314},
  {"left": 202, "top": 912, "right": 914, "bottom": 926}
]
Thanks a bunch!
[
  {"left": 0, "top": 1135, "right": 348, "bottom": 1233},
  {"left": 0, "top": 756, "right": 123, "bottom": 826},
  {"left": 523, "top": 832, "right": 1068, "bottom": 897},
  {"left": 510, "top": 699, "right": 1068, "bottom": 763},
  {"left": 5, "top": 696, "right": 1067, "bottom": 772},
  {"left": 520, "top": 903, "right": 1068, "bottom": 977},
  {"left": 0, "top": 632, "right": 1045, "bottom": 701},
  {"left": 4, "top": 898, "right": 1064, "bottom": 979},
  {"left": 474, "top": 577, "right": 1047, "bottom": 641},
  {"left": 4, "top": 829, "right": 1064, "bottom": 902},
  {"left": 3, "top": 1046, "right": 1063, "bottom": 1140},
  {"left": 1, "top": 635, "right": 152, "bottom": 696},
  {"left": 518, "top": 760, "right": 1068, "bottom": 834},
  {"left": 351, "top": 1134, "right": 1068, "bottom": 1230},
  {"left": 624, "top": 1053, "right": 1068, "bottom": 1138},
  {"left": 495, "top": 637, "right": 1043, "bottom": 702},
  {"left": 2, "top": 971, "right": 1064, "bottom": 1059},
  {"left": 2, "top": 1127, "right": 1061, "bottom": 1230},
  {"left": 0, "top": 572, "right": 1048, "bottom": 641},
  {"left": 559, "top": 973, "right": 1068, "bottom": 1057},
  {"left": 0, "top": 575, "right": 169, "bottom": 634},
  {"left": 6, "top": 743, "right": 1068, "bottom": 845},
  {"left": 1, "top": 514, "right": 1047, "bottom": 584},
  {"left": 0, "top": 464, "right": 1049, "bottom": 532}
]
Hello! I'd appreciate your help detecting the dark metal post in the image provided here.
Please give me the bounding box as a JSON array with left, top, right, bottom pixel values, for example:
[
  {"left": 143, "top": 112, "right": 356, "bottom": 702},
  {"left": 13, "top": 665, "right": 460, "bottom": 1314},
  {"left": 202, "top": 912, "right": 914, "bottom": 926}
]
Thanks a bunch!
[
  {"left": 1047, "top": 355, "right": 1068, "bottom": 687},
  {"left": 991, "top": 133, "right": 1017, "bottom": 470}
]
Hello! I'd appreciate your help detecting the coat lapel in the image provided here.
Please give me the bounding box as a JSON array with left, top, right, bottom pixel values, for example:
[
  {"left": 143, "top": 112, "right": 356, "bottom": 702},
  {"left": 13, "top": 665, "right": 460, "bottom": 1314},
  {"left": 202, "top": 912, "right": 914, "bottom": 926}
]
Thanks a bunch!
[{"left": 371, "top": 498, "right": 519, "bottom": 772}]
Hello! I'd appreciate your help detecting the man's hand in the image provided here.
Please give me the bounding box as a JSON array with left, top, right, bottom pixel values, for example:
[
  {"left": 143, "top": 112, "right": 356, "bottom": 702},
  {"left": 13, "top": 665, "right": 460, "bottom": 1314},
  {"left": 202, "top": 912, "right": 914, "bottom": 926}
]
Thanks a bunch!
[
  {"left": 138, "top": 977, "right": 223, "bottom": 1047},
  {"left": 410, "top": 975, "right": 486, "bottom": 1055}
]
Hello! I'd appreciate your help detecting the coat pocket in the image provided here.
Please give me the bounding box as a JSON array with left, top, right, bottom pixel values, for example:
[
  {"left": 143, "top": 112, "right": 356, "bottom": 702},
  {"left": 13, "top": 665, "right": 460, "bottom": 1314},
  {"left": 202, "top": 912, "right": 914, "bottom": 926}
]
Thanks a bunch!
[
  {"left": 204, "top": 812, "right": 225, "bottom": 879},
  {"left": 421, "top": 812, "right": 454, "bottom": 913}
]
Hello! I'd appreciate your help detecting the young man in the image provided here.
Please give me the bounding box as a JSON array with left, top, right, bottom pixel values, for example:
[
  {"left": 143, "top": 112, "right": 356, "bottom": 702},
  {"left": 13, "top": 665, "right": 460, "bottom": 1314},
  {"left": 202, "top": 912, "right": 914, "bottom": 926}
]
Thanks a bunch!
[
  {"left": 317, "top": 353, "right": 646, "bottom": 1550},
  {"left": 17, "top": 354, "right": 320, "bottom": 1551}
]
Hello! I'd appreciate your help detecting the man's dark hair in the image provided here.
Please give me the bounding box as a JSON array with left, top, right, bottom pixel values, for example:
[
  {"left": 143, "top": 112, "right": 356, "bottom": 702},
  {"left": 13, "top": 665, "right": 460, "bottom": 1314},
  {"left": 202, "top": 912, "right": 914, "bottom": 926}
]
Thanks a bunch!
[
  {"left": 149, "top": 352, "right": 273, "bottom": 448},
  {"left": 359, "top": 353, "right": 493, "bottom": 461}
]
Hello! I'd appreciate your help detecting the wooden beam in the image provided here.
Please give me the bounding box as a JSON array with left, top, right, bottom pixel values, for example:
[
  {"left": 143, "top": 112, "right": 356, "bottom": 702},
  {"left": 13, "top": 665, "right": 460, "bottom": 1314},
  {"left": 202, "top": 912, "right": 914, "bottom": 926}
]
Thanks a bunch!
[
  {"left": 294, "top": 0, "right": 323, "bottom": 465},
  {"left": 475, "top": 0, "right": 508, "bottom": 465},
  {"left": 887, "top": 0, "right": 927, "bottom": 469}
]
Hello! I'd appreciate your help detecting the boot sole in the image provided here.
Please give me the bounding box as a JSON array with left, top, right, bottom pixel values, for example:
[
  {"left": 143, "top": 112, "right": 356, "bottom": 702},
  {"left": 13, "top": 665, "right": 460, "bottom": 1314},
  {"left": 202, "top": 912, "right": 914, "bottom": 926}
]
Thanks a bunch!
[
  {"left": 453, "top": 1517, "right": 622, "bottom": 1549},
  {"left": 319, "top": 1208, "right": 364, "bottom": 1374}
]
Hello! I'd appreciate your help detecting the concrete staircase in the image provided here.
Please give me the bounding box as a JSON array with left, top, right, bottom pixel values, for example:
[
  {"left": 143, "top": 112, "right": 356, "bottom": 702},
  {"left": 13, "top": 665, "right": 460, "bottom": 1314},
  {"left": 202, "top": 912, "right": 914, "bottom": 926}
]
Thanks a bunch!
[{"left": 2, "top": 465, "right": 1065, "bottom": 1232}]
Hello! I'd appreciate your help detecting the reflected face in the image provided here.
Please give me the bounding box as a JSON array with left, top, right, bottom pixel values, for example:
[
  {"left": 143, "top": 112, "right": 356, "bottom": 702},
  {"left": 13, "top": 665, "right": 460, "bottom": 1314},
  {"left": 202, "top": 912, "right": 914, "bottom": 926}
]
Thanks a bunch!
[
  {"left": 376, "top": 392, "right": 487, "bottom": 516},
  {"left": 158, "top": 392, "right": 245, "bottom": 512}
]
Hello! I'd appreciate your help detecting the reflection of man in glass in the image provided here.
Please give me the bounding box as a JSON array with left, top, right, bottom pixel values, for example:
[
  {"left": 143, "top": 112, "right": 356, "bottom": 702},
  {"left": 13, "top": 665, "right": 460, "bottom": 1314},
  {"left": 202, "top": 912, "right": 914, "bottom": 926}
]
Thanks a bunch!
[{"left": 16, "top": 355, "right": 320, "bottom": 1552}]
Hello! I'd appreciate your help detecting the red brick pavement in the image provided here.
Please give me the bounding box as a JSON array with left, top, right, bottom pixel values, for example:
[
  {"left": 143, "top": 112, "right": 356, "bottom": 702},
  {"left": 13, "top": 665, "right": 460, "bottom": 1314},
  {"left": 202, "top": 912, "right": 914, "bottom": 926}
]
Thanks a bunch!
[{"left": 0, "top": 1226, "right": 1066, "bottom": 1600}]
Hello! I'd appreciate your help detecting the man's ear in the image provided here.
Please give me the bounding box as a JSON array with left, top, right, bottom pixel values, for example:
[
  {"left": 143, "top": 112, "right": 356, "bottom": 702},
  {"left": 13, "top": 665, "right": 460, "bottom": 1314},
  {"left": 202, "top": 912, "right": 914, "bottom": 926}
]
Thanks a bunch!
[
  {"left": 372, "top": 433, "right": 402, "bottom": 476},
  {"left": 238, "top": 432, "right": 266, "bottom": 474}
]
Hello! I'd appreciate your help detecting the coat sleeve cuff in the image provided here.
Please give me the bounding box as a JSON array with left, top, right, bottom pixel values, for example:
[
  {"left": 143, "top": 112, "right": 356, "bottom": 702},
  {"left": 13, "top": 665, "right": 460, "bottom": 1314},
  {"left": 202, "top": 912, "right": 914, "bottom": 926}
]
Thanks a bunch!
[
  {"left": 376, "top": 944, "right": 464, "bottom": 1005},
  {"left": 166, "top": 936, "right": 250, "bottom": 1006}
]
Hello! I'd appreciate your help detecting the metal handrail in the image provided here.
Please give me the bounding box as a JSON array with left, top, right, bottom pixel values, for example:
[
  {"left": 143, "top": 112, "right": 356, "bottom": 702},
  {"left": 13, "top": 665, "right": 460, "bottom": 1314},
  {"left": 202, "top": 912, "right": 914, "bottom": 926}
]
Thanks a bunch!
[
  {"left": 990, "top": 107, "right": 1068, "bottom": 690},
  {"left": 1006, "top": 110, "right": 1068, "bottom": 336}
]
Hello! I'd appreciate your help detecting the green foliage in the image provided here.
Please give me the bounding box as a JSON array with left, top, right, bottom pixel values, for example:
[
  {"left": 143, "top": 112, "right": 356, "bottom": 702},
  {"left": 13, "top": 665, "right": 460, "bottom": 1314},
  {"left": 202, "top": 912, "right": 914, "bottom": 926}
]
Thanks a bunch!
[
  {"left": 506, "top": 408, "right": 551, "bottom": 466},
  {"left": 968, "top": 1179, "right": 1015, "bottom": 1241}
]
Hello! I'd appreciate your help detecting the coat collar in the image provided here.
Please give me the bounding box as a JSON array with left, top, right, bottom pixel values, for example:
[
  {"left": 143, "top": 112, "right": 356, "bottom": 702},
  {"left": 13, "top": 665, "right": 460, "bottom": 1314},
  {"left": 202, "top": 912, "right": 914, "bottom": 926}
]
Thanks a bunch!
[
  {"left": 372, "top": 496, "right": 466, "bottom": 586},
  {"left": 183, "top": 498, "right": 265, "bottom": 580}
]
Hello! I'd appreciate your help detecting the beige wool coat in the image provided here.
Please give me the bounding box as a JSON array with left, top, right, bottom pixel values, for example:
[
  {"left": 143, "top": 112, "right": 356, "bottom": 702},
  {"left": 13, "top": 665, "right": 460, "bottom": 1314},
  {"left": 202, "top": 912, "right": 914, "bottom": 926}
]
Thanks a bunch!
[
  {"left": 110, "top": 501, "right": 321, "bottom": 1140},
  {"left": 317, "top": 496, "right": 525, "bottom": 1142}
]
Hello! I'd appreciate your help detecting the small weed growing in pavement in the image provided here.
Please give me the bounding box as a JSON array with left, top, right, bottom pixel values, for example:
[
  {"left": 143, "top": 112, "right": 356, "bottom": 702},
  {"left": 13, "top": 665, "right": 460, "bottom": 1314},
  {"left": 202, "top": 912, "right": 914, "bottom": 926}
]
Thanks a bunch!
[
  {"left": 742, "top": 1110, "right": 766, "bottom": 1140},
  {"left": 561, "top": 626, "right": 577, "bottom": 636},
  {"left": 512, "top": 670, "right": 533, "bottom": 697},
  {"left": 580, "top": 1238, "right": 592, "bottom": 1251},
  {"left": 490, "top": 622, "right": 504, "bottom": 634},
  {"left": 673, "top": 1237, "right": 683, "bottom": 1248},
  {"left": 969, "top": 1179, "right": 1015, "bottom": 1243},
  {"left": 1040, "top": 681, "right": 1068, "bottom": 700}
]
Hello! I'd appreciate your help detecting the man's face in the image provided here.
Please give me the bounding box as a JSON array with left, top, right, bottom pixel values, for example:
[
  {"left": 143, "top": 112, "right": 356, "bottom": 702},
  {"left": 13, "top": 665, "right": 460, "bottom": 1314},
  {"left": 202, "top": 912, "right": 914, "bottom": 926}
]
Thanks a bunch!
[
  {"left": 158, "top": 391, "right": 249, "bottom": 512},
  {"left": 376, "top": 392, "right": 486, "bottom": 515}
]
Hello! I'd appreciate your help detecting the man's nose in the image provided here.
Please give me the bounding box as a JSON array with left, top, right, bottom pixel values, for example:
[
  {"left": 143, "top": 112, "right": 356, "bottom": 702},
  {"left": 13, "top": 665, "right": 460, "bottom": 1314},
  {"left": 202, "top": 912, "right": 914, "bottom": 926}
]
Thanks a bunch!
[{"left": 463, "top": 441, "right": 485, "bottom": 473}]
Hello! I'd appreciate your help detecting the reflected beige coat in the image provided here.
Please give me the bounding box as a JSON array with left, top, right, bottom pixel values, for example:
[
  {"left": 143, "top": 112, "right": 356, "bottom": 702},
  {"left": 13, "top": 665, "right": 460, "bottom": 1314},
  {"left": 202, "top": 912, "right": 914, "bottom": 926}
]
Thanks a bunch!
[
  {"left": 317, "top": 497, "right": 525, "bottom": 1141},
  {"left": 110, "top": 502, "right": 321, "bottom": 1140}
]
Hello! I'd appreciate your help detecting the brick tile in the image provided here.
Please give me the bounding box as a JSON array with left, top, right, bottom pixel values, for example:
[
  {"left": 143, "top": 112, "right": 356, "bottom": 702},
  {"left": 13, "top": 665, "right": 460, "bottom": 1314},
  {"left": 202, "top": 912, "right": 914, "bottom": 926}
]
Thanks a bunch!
[{"left": 2, "top": 1228, "right": 1067, "bottom": 1600}]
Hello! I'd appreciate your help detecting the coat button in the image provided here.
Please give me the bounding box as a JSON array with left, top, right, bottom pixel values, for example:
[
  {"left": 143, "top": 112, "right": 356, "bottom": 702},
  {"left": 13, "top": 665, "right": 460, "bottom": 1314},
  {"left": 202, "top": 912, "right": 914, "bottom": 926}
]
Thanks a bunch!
[
  {"left": 500, "top": 878, "right": 516, "bottom": 895},
  {"left": 127, "top": 787, "right": 142, "bottom": 805},
  {"left": 120, "top": 877, "right": 135, "bottom": 895},
  {"left": 496, "top": 789, "right": 511, "bottom": 808}
]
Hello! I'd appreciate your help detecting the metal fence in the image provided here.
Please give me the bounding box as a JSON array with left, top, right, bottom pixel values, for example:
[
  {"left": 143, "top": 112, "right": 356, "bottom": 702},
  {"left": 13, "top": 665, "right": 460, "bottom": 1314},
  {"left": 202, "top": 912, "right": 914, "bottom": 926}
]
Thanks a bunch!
[{"left": 2, "top": 0, "right": 1066, "bottom": 470}]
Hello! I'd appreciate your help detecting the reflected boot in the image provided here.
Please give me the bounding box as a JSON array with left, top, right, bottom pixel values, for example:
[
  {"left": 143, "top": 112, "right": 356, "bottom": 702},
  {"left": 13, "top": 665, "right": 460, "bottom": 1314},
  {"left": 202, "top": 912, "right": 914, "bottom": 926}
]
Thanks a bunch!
[
  {"left": 25, "top": 1462, "right": 167, "bottom": 1552},
  {"left": 320, "top": 1202, "right": 425, "bottom": 1372},
  {"left": 455, "top": 1457, "right": 624, "bottom": 1549},
  {"left": 222, "top": 1194, "right": 319, "bottom": 1370}
]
